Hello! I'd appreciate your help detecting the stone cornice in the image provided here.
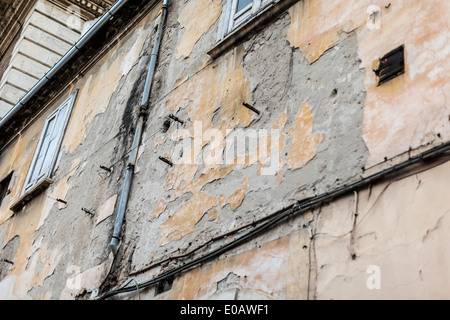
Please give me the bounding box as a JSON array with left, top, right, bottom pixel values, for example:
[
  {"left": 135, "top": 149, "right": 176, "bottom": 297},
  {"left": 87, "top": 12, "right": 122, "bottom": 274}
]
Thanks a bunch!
[
  {"left": 0, "top": 0, "right": 159, "bottom": 148},
  {"left": 0, "top": 0, "right": 37, "bottom": 61},
  {"left": 0, "top": 0, "right": 115, "bottom": 60},
  {"left": 48, "top": 0, "right": 115, "bottom": 21}
]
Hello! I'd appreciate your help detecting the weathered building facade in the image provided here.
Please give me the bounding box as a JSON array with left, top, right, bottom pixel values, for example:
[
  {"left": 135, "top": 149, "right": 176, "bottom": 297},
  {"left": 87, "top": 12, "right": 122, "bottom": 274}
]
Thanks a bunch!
[
  {"left": 0, "top": 0, "right": 114, "bottom": 118},
  {"left": 0, "top": 0, "right": 449, "bottom": 300}
]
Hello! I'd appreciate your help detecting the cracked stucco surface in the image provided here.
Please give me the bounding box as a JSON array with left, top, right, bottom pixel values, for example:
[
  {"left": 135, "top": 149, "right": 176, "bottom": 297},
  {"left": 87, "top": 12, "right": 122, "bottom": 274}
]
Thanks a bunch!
[
  {"left": 287, "top": 0, "right": 450, "bottom": 166},
  {"left": 0, "top": 0, "right": 449, "bottom": 300},
  {"left": 313, "top": 160, "right": 450, "bottom": 300},
  {"left": 0, "top": 9, "right": 158, "bottom": 299},
  {"left": 142, "top": 160, "right": 450, "bottom": 300},
  {"left": 176, "top": 0, "right": 222, "bottom": 59}
]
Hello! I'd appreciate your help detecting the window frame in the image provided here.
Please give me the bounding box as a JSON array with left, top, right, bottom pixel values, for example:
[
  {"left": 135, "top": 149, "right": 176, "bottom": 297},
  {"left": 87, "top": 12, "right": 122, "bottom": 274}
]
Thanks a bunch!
[
  {"left": 209, "top": 0, "right": 298, "bottom": 60},
  {"left": 225, "top": 0, "right": 274, "bottom": 35},
  {"left": 21, "top": 90, "right": 78, "bottom": 196}
]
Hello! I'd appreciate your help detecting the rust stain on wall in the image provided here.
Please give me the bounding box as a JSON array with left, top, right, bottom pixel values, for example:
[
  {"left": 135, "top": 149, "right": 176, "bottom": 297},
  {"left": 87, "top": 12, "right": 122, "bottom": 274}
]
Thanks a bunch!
[{"left": 176, "top": 0, "right": 222, "bottom": 59}]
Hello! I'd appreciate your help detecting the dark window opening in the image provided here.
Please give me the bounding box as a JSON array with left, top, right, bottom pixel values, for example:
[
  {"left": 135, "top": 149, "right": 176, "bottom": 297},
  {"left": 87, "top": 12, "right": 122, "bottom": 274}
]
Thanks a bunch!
[
  {"left": 0, "top": 173, "right": 13, "bottom": 208},
  {"left": 155, "top": 276, "right": 174, "bottom": 296}
]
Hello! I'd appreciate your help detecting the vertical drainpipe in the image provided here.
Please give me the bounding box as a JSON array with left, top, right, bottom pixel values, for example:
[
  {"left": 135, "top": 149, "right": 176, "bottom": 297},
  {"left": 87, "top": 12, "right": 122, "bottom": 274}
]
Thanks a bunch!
[{"left": 110, "top": 0, "right": 169, "bottom": 256}]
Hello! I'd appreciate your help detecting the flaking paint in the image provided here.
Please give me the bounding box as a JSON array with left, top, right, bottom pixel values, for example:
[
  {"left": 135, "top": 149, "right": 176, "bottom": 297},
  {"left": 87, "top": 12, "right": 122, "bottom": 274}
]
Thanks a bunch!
[
  {"left": 287, "top": 0, "right": 450, "bottom": 166},
  {"left": 176, "top": 0, "right": 222, "bottom": 59},
  {"left": 1, "top": 0, "right": 449, "bottom": 300}
]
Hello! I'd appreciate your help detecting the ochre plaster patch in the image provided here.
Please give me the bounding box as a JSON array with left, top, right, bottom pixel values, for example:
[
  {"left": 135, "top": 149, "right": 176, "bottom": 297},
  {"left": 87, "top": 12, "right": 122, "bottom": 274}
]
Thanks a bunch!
[
  {"left": 286, "top": 101, "right": 324, "bottom": 170},
  {"left": 176, "top": 0, "right": 222, "bottom": 59}
]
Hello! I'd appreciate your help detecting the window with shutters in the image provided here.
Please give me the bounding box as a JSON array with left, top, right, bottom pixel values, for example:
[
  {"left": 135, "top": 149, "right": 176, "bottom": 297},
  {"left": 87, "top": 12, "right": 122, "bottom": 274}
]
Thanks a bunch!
[
  {"left": 9, "top": 90, "right": 78, "bottom": 212},
  {"left": 23, "top": 91, "right": 77, "bottom": 194}
]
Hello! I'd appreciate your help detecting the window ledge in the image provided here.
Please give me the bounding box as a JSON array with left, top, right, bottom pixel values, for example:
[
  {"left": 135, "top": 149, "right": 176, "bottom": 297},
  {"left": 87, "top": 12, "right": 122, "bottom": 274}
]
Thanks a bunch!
[
  {"left": 207, "top": 0, "right": 299, "bottom": 60},
  {"left": 10, "top": 178, "right": 53, "bottom": 212}
]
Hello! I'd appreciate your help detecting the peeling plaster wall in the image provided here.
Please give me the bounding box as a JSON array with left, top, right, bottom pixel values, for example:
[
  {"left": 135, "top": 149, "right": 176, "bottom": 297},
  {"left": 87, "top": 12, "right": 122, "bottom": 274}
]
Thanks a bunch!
[
  {"left": 313, "top": 160, "right": 450, "bottom": 300},
  {"left": 133, "top": 160, "right": 450, "bottom": 300},
  {"left": 128, "top": 3, "right": 368, "bottom": 274},
  {"left": 0, "top": 6, "right": 161, "bottom": 299},
  {"left": 286, "top": 0, "right": 450, "bottom": 166},
  {"left": 1, "top": 0, "right": 449, "bottom": 300}
]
